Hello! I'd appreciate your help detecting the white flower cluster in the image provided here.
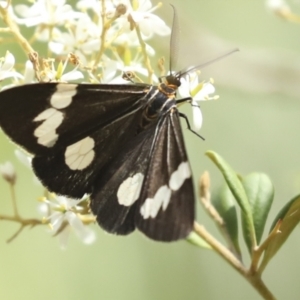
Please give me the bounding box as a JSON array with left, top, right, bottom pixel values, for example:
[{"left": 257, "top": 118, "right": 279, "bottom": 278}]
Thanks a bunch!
[
  {"left": 2, "top": 0, "right": 172, "bottom": 83},
  {"left": 178, "top": 74, "right": 218, "bottom": 130}
]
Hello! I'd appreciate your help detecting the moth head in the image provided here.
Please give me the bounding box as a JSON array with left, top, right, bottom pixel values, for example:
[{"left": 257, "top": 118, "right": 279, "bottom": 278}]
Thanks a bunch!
[{"left": 165, "top": 74, "right": 181, "bottom": 89}]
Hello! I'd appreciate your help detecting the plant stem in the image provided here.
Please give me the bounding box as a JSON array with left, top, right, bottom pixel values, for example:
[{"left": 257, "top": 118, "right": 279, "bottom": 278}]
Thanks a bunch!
[
  {"left": 0, "top": 5, "right": 35, "bottom": 55},
  {"left": 0, "top": 213, "right": 43, "bottom": 243},
  {"left": 193, "top": 222, "right": 276, "bottom": 300},
  {"left": 9, "top": 184, "right": 19, "bottom": 218},
  {"left": 0, "top": 3, "right": 40, "bottom": 79},
  {"left": 93, "top": 0, "right": 119, "bottom": 73},
  {"left": 134, "top": 25, "right": 154, "bottom": 83}
]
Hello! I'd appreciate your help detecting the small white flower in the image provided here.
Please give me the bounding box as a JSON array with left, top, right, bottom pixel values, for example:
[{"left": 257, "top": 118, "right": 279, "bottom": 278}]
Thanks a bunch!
[
  {"left": 111, "top": 0, "right": 170, "bottom": 44},
  {"left": 266, "top": 0, "right": 290, "bottom": 11},
  {"left": 9, "top": 60, "right": 36, "bottom": 88},
  {"left": 178, "top": 72, "right": 217, "bottom": 130},
  {"left": 76, "top": 0, "right": 101, "bottom": 15},
  {"left": 40, "top": 55, "right": 84, "bottom": 82},
  {"left": 49, "top": 15, "right": 101, "bottom": 63},
  {"left": 15, "top": 0, "right": 84, "bottom": 27},
  {"left": 14, "top": 149, "right": 32, "bottom": 169},
  {"left": 102, "top": 47, "right": 158, "bottom": 83},
  {"left": 14, "top": 149, "right": 42, "bottom": 186},
  {"left": 90, "top": 57, "right": 119, "bottom": 83},
  {"left": 115, "top": 57, "right": 151, "bottom": 82},
  {"left": 128, "top": 0, "right": 170, "bottom": 37},
  {"left": 39, "top": 195, "right": 96, "bottom": 248},
  {"left": 0, "top": 52, "right": 22, "bottom": 82},
  {"left": 14, "top": 0, "right": 85, "bottom": 41},
  {"left": 1, "top": 58, "right": 36, "bottom": 90},
  {"left": 113, "top": 29, "right": 156, "bottom": 56},
  {"left": 22, "top": 60, "right": 35, "bottom": 83},
  {"left": 0, "top": 161, "right": 16, "bottom": 184}
]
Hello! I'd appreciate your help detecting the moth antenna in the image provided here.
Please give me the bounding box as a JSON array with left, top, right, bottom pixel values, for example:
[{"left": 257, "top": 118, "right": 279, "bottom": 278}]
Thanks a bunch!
[
  {"left": 169, "top": 4, "right": 180, "bottom": 75},
  {"left": 177, "top": 48, "right": 239, "bottom": 78}
]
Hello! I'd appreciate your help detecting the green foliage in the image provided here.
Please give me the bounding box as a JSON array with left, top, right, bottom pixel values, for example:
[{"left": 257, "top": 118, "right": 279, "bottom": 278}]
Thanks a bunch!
[
  {"left": 259, "top": 195, "right": 300, "bottom": 273},
  {"left": 206, "top": 151, "right": 256, "bottom": 253},
  {"left": 206, "top": 151, "right": 300, "bottom": 275},
  {"left": 242, "top": 173, "right": 274, "bottom": 244},
  {"left": 186, "top": 231, "right": 212, "bottom": 249},
  {"left": 212, "top": 184, "right": 241, "bottom": 257}
]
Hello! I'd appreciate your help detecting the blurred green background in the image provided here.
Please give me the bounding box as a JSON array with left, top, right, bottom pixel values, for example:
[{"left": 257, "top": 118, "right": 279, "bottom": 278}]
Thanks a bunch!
[{"left": 1, "top": 0, "right": 300, "bottom": 299}]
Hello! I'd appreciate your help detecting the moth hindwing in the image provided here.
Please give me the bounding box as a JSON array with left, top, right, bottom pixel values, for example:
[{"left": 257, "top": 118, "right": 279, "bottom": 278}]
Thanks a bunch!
[{"left": 0, "top": 80, "right": 195, "bottom": 242}]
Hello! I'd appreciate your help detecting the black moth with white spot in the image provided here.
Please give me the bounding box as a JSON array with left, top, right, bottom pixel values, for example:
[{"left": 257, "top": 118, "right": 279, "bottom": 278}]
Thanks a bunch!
[
  {"left": 0, "top": 75, "right": 200, "bottom": 241},
  {"left": 0, "top": 3, "right": 217, "bottom": 241}
]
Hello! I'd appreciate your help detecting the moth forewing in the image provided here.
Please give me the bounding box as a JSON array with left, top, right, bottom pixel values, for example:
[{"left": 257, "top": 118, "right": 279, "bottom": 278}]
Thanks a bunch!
[{"left": 0, "top": 83, "right": 150, "bottom": 154}]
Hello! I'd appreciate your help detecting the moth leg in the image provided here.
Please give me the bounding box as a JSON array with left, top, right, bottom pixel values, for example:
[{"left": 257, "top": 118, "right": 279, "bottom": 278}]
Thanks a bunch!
[
  {"left": 178, "top": 112, "right": 205, "bottom": 140},
  {"left": 176, "top": 97, "right": 193, "bottom": 105}
]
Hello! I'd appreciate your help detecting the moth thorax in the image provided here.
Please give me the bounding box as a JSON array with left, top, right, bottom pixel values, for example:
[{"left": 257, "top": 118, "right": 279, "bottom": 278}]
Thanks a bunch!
[
  {"left": 138, "top": 106, "right": 158, "bottom": 131},
  {"left": 158, "top": 83, "right": 177, "bottom": 97}
]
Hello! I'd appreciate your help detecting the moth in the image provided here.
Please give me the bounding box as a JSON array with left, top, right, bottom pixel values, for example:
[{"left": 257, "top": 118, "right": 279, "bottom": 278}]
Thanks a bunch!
[
  {"left": 0, "top": 72, "right": 200, "bottom": 241},
  {"left": 0, "top": 6, "right": 227, "bottom": 242}
]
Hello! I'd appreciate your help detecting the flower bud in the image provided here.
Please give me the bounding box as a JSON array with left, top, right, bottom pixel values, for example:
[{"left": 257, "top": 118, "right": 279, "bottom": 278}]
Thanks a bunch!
[
  {"left": 0, "top": 161, "right": 16, "bottom": 185},
  {"left": 116, "top": 4, "right": 127, "bottom": 16}
]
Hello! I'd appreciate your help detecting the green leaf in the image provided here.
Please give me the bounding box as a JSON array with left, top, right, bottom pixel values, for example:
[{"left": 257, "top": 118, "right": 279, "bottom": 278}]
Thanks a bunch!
[
  {"left": 186, "top": 232, "right": 212, "bottom": 249},
  {"left": 212, "top": 184, "right": 241, "bottom": 257},
  {"left": 269, "top": 197, "right": 296, "bottom": 232},
  {"left": 206, "top": 151, "right": 256, "bottom": 252},
  {"left": 242, "top": 173, "right": 274, "bottom": 244},
  {"left": 259, "top": 195, "right": 300, "bottom": 272}
]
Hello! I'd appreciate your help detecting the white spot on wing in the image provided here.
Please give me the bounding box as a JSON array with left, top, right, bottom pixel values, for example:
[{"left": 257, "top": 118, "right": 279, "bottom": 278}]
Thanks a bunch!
[
  {"left": 65, "top": 137, "right": 95, "bottom": 170},
  {"left": 169, "top": 162, "right": 191, "bottom": 191},
  {"left": 140, "top": 185, "right": 171, "bottom": 219},
  {"left": 36, "top": 131, "right": 58, "bottom": 147},
  {"left": 68, "top": 155, "right": 84, "bottom": 170},
  {"left": 34, "top": 108, "right": 57, "bottom": 121},
  {"left": 140, "top": 161, "right": 191, "bottom": 219},
  {"left": 34, "top": 110, "right": 63, "bottom": 147},
  {"left": 33, "top": 84, "right": 77, "bottom": 147},
  {"left": 117, "top": 173, "right": 144, "bottom": 206},
  {"left": 50, "top": 84, "right": 77, "bottom": 109}
]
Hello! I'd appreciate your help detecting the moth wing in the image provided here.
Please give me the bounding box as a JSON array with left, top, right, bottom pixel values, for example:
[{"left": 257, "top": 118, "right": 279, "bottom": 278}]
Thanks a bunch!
[
  {"left": 135, "top": 109, "right": 195, "bottom": 241},
  {"left": 0, "top": 83, "right": 148, "bottom": 154},
  {"left": 32, "top": 105, "right": 144, "bottom": 198},
  {"left": 90, "top": 125, "right": 157, "bottom": 235}
]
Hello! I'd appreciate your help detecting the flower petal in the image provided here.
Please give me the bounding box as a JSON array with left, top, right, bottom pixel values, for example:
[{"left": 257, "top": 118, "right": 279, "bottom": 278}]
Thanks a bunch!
[
  {"left": 65, "top": 211, "right": 96, "bottom": 244},
  {"left": 192, "top": 101, "right": 203, "bottom": 131},
  {"left": 57, "top": 226, "right": 71, "bottom": 249},
  {"left": 14, "top": 149, "right": 32, "bottom": 168}
]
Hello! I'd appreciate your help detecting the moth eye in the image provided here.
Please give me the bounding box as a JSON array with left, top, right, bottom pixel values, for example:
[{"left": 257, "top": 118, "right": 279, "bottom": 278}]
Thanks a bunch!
[{"left": 65, "top": 136, "right": 95, "bottom": 170}]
